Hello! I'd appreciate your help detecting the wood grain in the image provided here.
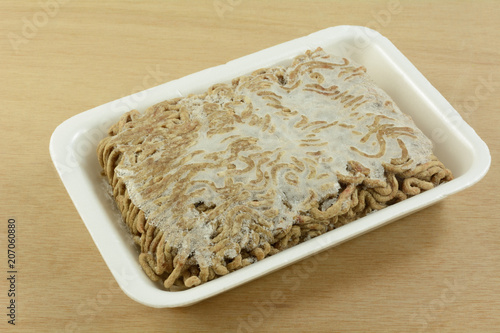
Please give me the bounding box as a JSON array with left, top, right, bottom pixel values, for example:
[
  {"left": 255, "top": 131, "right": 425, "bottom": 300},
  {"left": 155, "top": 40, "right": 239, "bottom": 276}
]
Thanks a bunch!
[{"left": 1, "top": 1, "right": 499, "bottom": 332}]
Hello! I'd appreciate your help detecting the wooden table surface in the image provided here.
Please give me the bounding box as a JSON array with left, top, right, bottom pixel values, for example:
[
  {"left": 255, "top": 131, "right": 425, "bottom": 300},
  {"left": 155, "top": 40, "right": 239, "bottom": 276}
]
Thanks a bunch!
[{"left": 1, "top": 1, "right": 499, "bottom": 332}]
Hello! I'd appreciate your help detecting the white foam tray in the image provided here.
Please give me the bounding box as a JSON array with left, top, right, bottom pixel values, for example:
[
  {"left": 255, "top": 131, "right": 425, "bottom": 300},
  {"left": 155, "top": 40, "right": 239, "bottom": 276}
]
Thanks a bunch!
[{"left": 50, "top": 26, "right": 490, "bottom": 307}]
